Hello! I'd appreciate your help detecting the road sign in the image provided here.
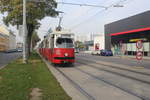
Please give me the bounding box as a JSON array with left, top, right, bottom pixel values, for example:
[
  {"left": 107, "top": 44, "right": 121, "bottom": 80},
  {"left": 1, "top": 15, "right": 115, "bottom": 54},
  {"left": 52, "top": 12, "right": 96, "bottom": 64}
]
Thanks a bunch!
[
  {"left": 136, "top": 40, "right": 143, "bottom": 49},
  {"left": 136, "top": 51, "right": 143, "bottom": 60}
]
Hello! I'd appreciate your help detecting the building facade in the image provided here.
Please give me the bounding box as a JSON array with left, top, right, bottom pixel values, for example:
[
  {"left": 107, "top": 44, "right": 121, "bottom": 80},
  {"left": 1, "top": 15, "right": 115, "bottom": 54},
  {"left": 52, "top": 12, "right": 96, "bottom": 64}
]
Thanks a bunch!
[
  {"left": 105, "top": 10, "right": 150, "bottom": 56},
  {"left": 0, "top": 25, "right": 16, "bottom": 52},
  {"left": 0, "top": 33, "right": 9, "bottom": 51},
  {"left": 84, "top": 41, "right": 94, "bottom": 51},
  {"left": 9, "top": 32, "right": 16, "bottom": 50}
]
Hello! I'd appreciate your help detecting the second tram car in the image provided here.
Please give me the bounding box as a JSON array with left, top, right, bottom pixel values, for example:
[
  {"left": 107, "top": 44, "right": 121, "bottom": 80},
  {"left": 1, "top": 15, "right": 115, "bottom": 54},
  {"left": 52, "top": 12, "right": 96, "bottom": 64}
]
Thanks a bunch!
[{"left": 39, "top": 30, "right": 75, "bottom": 64}]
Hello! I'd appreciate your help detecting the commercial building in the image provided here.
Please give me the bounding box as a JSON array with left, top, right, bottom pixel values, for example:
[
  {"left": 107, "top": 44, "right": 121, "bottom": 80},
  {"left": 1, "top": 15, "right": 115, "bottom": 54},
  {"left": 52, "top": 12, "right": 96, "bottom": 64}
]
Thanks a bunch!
[{"left": 105, "top": 10, "right": 150, "bottom": 56}]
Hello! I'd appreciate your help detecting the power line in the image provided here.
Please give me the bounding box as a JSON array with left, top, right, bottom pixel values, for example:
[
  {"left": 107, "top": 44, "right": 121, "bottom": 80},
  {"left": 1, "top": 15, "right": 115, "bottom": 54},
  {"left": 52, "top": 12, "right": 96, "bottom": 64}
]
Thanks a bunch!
[
  {"left": 70, "top": 9, "right": 107, "bottom": 30},
  {"left": 69, "top": 0, "right": 129, "bottom": 30},
  {"left": 57, "top": 2, "right": 108, "bottom": 9}
]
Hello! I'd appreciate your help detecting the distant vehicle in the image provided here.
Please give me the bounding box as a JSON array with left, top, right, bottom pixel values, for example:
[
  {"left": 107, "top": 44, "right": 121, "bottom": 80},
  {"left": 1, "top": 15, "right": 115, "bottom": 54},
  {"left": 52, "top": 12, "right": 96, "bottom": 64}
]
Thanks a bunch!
[
  {"left": 75, "top": 49, "right": 79, "bottom": 53},
  {"left": 5, "top": 48, "right": 23, "bottom": 53},
  {"left": 91, "top": 50, "right": 100, "bottom": 55},
  {"left": 5, "top": 49, "right": 17, "bottom": 53},
  {"left": 17, "top": 48, "right": 23, "bottom": 52},
  {"left": 100, "top": 50, "right": 113, "bottom": 56}
]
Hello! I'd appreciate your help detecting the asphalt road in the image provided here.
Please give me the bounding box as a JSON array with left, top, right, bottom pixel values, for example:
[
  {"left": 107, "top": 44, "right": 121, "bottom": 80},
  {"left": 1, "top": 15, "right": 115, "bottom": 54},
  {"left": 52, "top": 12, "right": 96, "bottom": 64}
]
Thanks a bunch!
[
  {"left": 0, "top": 52, "right": 22, "bottom": 68},
  {"left": 44, "top": 53, "right": 150, "bottom": 100},
  {"left": 76, "top": 53, "right": 150, "bottom": 69}
]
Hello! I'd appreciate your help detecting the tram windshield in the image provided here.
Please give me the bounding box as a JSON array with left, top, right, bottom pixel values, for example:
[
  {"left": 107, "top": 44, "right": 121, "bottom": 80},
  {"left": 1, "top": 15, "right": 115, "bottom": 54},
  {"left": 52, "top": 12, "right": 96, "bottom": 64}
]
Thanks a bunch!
[{"left": 56, "top": 38, "right": 74, "bottom": 48}]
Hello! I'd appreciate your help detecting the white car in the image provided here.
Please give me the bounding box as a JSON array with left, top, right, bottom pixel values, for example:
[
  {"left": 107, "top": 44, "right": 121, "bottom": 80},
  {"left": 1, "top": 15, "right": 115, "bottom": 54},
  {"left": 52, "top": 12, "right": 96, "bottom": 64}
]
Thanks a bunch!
[{"left": 91, "top": 50, "right": 100, "bottom": 55}]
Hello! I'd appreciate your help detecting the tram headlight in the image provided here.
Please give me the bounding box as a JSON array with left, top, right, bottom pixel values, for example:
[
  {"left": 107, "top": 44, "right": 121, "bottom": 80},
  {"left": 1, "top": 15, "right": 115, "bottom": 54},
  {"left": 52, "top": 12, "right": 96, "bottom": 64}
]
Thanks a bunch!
[{"left": 64, "top": 53, "right": 68, "bottom": 57}]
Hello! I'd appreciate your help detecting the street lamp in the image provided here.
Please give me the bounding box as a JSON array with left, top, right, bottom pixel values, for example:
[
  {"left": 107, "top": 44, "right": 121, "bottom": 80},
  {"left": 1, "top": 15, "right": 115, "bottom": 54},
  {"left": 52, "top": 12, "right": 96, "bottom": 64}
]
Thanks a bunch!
[
  {"left": 23, "top": 0, "right": 27, "bottom": 63},
  {"left": 22, "top": 0, "right": 47, "bottom": 63}
]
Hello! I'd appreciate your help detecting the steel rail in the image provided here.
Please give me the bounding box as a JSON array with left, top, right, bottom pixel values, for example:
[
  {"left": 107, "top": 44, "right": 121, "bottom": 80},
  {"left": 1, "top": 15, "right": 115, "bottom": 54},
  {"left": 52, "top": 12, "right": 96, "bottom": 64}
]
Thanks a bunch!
[
  {"left": 77, "top": 57, "right": 150, "bottom": 76},
  {"left": 54, "top": 66, "right": 95, "bottom": 100},
  {"left": 75, "top": 63, "right": 150, "bottom": 100}
]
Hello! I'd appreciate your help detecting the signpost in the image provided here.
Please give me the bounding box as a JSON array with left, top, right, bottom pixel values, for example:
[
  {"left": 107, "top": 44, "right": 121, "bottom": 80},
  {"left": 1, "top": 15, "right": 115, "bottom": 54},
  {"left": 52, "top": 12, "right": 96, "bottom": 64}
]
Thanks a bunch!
[
  {"left": 136, "top": 51, "right": 143, "bottom": 60},
  {"left": 136, "top": 40, "right": 143, "bottom": 49},
  {"left": 136, "top": 40, "right": 143, "bottom": 67}
]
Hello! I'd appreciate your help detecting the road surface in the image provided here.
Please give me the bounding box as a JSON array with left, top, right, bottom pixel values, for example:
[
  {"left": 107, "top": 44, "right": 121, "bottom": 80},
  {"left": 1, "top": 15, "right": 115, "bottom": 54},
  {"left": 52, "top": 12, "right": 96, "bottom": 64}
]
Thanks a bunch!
[
  {"left": 77, "top": 53, "right": 150, "bottom": 69},
  {"left": 0, "top": 52, "right": 22, "bottom": 68}
]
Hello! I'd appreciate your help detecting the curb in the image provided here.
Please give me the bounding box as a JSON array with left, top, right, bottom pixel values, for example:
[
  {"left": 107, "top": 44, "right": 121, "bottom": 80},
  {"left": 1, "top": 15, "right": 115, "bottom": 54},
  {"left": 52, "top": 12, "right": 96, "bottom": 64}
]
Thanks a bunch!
[
  {"left": 0, "top": 65, "right": 7, "bottom": 70},
  {"left": 113, "top": 56, "right": 150, "bottom": 61}
]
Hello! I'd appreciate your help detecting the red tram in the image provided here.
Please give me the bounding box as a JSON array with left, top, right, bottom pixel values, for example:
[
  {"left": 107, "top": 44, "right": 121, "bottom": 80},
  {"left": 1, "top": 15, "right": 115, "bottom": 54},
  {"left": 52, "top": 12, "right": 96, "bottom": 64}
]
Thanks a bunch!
[{"left": 39, "top": 31, "right": 75, "bottom": 64}]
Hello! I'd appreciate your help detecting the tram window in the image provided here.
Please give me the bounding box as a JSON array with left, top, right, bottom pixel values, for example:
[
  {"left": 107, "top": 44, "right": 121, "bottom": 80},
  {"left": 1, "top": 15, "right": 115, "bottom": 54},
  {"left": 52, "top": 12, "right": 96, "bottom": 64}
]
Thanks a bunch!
[
  {"left": 66, "top": 39, "right": 73, "bottom": 43},
  {"left": 56, "top": 38, "right": 73, "bottom": 48}
]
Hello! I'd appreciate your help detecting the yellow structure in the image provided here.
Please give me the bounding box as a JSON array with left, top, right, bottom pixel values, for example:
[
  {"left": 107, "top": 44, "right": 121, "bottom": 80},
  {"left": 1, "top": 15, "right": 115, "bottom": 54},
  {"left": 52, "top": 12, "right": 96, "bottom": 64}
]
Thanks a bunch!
[{"left": 0, "top": 25, "right": 9, "bottom": 52}]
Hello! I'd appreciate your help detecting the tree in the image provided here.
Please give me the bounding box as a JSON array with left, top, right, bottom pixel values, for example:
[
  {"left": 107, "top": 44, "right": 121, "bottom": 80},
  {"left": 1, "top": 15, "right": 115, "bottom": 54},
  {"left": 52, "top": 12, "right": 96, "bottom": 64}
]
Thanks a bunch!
[
  {"left": 75, "top": 41, "right": 85, "bottom": 50},
  {"left": 0, "top": 0, "right": 58, "bottom": 60},
  {"left": 31, "top": 31, "right": 40, "bottom": 51}
]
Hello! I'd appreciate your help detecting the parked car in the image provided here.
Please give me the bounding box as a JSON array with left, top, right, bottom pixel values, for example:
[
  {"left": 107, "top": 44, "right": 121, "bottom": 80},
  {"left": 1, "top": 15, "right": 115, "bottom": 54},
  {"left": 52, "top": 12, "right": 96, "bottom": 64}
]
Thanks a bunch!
[
  {"left": 100, "top": 50, "right": 113, "bottom": 56},
  {"left": 91, "top": 50, "right": 101, "bottom": 55},
  {"left": 5, "top": 49, "right": 17, "bottom": 53},
  {"left": 5, "top": 48, "right": 23, "bottom": 53},
  {"left": 17, "top": 48, "right": 23, "bottom": 52}
]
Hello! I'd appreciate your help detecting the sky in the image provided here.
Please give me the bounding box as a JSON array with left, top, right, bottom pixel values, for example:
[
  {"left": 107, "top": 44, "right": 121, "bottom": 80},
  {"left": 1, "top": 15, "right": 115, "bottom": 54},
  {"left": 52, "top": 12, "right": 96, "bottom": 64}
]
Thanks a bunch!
[{"left": 0, "top": 0, "right": 150, "bottom": 42}]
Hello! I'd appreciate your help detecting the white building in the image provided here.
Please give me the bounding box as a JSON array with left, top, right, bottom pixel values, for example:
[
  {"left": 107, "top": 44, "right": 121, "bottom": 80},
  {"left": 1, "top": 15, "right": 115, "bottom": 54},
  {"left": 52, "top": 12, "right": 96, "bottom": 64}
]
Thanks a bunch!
[
  {"left": 9, "top": 32, "right": 16, "bottom": 50},
  {"left": 94, "top": 35, "right": 105, "bottom": 50}
]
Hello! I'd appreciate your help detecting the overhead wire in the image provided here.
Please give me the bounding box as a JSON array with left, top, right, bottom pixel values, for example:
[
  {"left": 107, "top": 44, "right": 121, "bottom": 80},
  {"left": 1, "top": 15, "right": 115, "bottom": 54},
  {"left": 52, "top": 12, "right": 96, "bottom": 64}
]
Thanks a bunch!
[
  {"left": 62, "top": 0, "right": 113, "bottom": 25},
  {"left": 58, "top": 0, "right": 113, "bottom": 29},
  {"left": 57, "top": 2, "right": 108, "bottom": 9},
  {"left": 68, "top": 0, "right": 129, "bottom": 30}
]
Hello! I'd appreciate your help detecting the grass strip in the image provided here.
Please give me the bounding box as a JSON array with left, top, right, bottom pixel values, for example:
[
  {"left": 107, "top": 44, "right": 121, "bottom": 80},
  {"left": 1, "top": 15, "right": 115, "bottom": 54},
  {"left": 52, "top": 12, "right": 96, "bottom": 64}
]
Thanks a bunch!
[{"left": 0, "top": 52, "right": 71, "bottom": 100}]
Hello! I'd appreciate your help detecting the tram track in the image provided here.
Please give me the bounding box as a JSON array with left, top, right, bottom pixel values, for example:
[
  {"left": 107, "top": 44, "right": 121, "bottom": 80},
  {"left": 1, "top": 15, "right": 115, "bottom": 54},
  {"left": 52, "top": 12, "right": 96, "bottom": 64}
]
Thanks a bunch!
[
  {"left": 54, "top": 63, "right": 148, "bottom": 100},
  {"left": 40, "top": 54, "right": 95, "bottom": 100},
  {"left": 74, "top": 66, "right": 150, "bottom": 100},
  {"left": 41, "top": 53, "right": 150, "bottom": 100},
  {"left": 54, "top": 66, "right": 96, "bottom": 100},
  {"left": 76, "top": 60, "right": 150, "bottom": 85},
  {"left": 77, "top": 57, "right": 150, "bottom": 76},
  {"left": 51, "top": 59, "right": 150, "bottom": 100}
]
